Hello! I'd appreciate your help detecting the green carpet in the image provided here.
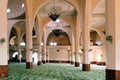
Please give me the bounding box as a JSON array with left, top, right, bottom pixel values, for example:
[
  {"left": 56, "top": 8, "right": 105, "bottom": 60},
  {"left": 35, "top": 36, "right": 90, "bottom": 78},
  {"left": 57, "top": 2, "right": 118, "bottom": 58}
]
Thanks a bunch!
[{"left": 0, "top": 63, "right": 105, "bottom": 80}]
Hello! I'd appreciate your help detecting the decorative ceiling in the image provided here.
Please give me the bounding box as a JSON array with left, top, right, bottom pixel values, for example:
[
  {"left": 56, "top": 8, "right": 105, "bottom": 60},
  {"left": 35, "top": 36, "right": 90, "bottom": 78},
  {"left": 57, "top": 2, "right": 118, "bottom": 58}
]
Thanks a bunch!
[
  {"left": 7, "top": 0, "right": 106, "bottom": 29},
  {"left": 39, "top": 0, "right": 76, "bottom": 18},
  {"left": 93, "top": 0, "right": 105, "bottom": 14},
  {"left": 92, "top": 0, "right": 106, "bottom": 27},
  {"left": 7, "top": 0, "right": 25, "bottom": 19}
]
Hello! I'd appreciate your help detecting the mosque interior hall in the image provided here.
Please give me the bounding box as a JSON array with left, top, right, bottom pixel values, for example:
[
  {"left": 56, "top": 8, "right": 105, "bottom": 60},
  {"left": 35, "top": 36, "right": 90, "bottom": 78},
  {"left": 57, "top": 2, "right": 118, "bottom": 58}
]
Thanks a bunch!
[{"left": 0, "top": 0, "right": 120, "bottom": 80}]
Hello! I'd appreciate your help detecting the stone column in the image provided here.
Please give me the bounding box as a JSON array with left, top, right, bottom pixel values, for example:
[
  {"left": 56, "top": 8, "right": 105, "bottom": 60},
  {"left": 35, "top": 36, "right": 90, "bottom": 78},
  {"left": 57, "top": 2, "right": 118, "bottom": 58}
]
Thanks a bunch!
[
  {"left": 82, "top": 25, "right": 90, "bottom": 71},
  {"left": 7, "top": 51, "right": 9, "bottom": 63},
  {"left": 46, "top": 49, "right": 49, "bottom": 63},
  {"left": 71, "top": 34, "right": 75, "bottom": 65},
  {"left": 37, "top": 42, "right": 42, "bottom": 65},
  {"left": 26, "top": 20, "right": 33, "bottom": 69},
  {"left": 17, "top": 37, "right": 22, "bottom": 62},
  {"left": 81, "top": 0, "right": 91, "bottom": 71},
  {"left": 68, "top": 50, "right": 71, "bottom": 63},
  {"left": 42, "top": 30, "right": 46, "bottom": 64},
  {"left": 7, "top": 38, "right": 10, "bottom": 63},
  {"left": 75, "top": 14, "right": 80, "bottom": 67},
  {"left": 0, "top": 0, "right": 8, "bottom": 78},
  {"left": 106, "top": 0, "right": 120, "bottom": 79},
  {"left": 26, "top": 27, "right": 33, "bottom": 69},
  {"left": 36, "top": 17, "right": 42, "bottom": 66}
]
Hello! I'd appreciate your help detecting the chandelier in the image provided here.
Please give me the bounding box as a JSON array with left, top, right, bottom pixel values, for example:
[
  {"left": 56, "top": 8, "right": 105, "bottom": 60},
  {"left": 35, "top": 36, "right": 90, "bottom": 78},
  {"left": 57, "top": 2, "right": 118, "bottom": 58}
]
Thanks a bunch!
[
  {"left": 48, "top": 0, "right": 60, "bottom": 21},
  {"left": 52, "top": 29, "right": 62, "bottom": 37}
]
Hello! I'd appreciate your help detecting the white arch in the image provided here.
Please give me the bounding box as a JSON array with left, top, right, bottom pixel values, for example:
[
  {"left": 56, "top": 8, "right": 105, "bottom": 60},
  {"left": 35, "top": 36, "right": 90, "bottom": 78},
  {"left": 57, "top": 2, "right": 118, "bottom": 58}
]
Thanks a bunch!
[
  {"left": 28, "top": 0, "right": 80, "bottom": 30},
  {"left": 45, "top": 19, "right": 72, "bottom": 44},
  {"left": 7, "top": 20, "right": 25, "bottom": 40},
  {"left": 90, "top": 27, "right": 106, "bottom": 45}
]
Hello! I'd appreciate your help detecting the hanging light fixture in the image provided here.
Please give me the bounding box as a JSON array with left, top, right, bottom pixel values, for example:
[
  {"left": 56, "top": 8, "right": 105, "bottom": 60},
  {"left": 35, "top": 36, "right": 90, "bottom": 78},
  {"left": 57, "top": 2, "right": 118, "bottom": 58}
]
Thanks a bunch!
[
  {"left": 52, "top": 29, "right": 61, "bottom": 37},
  {"left": 48, "top": 0, "right": 60, "bottom": 21}
]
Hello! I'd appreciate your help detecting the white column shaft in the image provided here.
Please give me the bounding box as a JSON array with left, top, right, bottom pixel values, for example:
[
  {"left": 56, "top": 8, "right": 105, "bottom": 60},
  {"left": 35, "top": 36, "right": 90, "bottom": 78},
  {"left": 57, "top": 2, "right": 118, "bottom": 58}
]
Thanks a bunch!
[
  {"left": 26, "top": 27, "right": 33, "bottom": 62},
  {"left": 106, "top": 0, "right": 120, "bottom": 70},
  {"left": 43, "top": 30, "right": 46, "bottom": 61},
  {"left": 17, "top": 38, "right": 21, "bottom": 61},
  {"left": 46, "top": 50, "right": 49, "bottom": 62},
  {"left": 75, "top": 15, "right": 80, "bottom": 63},
  {"left": 82, "top": 0, "right": 91, "bottom": 64},
  {"left": 71, "top": 34, "right": 75, "bottom": 62},
  {"left": 0, "top": 0, "right": 8, "bottom": 65},
  {"left": 82, "top": 26, "right": 90, "bottom": 64},
  {"left": 37, "top": 31, "right": 42, "bottom": 62}
]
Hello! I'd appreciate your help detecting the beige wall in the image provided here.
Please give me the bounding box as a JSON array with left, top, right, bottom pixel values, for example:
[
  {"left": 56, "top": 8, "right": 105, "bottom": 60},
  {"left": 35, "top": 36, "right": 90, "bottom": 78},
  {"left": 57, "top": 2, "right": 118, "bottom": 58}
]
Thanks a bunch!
[
  {"left": 80, "top": 46, "right": 105, "bottom": 63},
  {"left": 90, "top": 46, "right": 105, "bottom": 62},
  {"left": 48, "top": 46, "right": 106, "bottom": 63},
  {"left": 8, "top": 45, "right": 106, "bottom": 63},
  {"left": 49, "top": 49, "right": 69, "bottom": 61}
]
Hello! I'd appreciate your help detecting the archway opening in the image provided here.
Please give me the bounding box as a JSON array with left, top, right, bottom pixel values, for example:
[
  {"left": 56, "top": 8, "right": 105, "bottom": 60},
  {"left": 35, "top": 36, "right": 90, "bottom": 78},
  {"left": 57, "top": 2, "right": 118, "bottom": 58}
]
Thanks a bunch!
[
  {"left": 47, "top": 29, "right": 70, "bottom": 46},
  {"left": 89, "top": 30, "right": 105, "bottom": 65},
  {"left": 90, "top": 30, "right": 103, "bottom": 46}
]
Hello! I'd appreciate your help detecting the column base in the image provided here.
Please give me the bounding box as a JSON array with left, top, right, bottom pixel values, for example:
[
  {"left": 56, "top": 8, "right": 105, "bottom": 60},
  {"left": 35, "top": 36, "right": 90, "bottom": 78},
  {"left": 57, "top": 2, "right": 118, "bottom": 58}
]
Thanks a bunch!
[
  {"left": 17, "top": 60, "right": 21, "bottom": 63},
  {"left": 82, "top": 64, "right": 90, "bottom": 71},
  {"left": 75, "top": 62, "right": 80, "bottom": 67},
  {"left": 46, "top": 60, "right": 49, "bottom": 63},
  {"left": 37, "top": 61, "right": 42, "bottom": 66},
  {"left": 67, "top": 61, "right": 71, "bottom": 63},
  {"left": 8, "top": 60, "right": 10, "bottom": 64},
  {"left": 71, "top": 61, "right": 74, "bottom": 65},
  {"left": 106, "top": 69, "right": 120, "bottom": 80},
  {"left": 0, "top": 65, "right": 8, "bottom": 78},
  {"left": 42, "top": 60, "right": 46, "bottom": 64},
  {"left": 26, "top": 62, "right": 33, "bottom": 69}
]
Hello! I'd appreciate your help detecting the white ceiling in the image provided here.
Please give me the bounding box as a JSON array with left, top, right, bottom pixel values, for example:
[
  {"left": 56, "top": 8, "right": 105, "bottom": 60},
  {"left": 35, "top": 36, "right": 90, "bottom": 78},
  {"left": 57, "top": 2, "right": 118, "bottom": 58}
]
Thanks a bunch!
[
  {"left": 39, "top": 0, "right": 106, "bottom": 28},
  {"left": 92, "top": 0, "right": 106, "bottom": 27},
  {"left": 7, "top": 0, "right": 25, "bottom": 19},
  {"left": 93, "top": 0, "right": 105, "bottom": 14},
  {"left": 8, "top": 0, "right": 106, "bottom": 29}
]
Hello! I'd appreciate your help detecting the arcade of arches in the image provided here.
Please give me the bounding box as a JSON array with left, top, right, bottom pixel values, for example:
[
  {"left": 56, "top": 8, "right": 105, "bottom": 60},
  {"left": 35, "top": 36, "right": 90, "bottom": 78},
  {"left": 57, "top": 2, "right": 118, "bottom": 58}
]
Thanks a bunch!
[{"left": 0, "top": 0, "right": 120, "bottom": 80}]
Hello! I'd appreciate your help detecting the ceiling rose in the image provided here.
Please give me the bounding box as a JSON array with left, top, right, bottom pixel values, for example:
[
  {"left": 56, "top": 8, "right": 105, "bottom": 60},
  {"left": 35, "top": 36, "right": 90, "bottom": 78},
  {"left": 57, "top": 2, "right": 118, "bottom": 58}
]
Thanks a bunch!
[
  {"left": 48, "top": 1, "right": 61, "bottom": 21},
  {"left": 48, "top": 7, "right": 60, "bottom": 21}
]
